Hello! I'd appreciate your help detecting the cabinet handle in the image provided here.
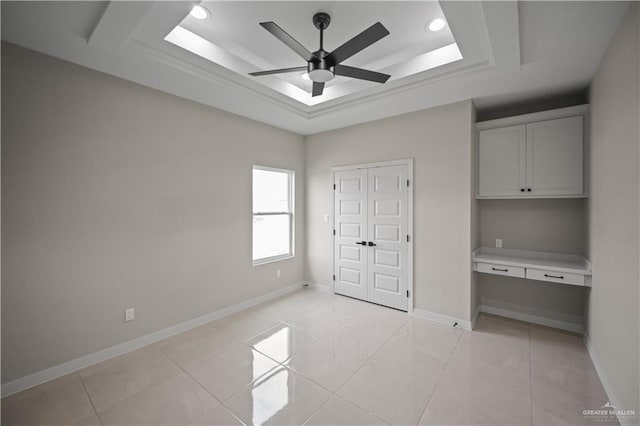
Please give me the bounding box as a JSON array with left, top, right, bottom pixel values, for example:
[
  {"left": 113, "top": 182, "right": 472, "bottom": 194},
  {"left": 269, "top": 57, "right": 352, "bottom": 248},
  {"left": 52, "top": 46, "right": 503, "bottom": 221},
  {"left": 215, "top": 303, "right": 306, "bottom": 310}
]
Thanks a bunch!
[
  {"left": 355, "top": 241, "right": 366, "bottom": 246},
  {"left": 492, "top": 267, "right": 508, "bottom": 272},
  {"left": 527, "top": 188, "right": 532, "bottom": 192},
  {"left": 367, "top": 241, "right": 377, "bottom": 247},
  {"left": 520, "top": 188, "right": 525, "bottom": 192},
  {"left": 544, "top": 273, "right": 564, "bottom": 279}
]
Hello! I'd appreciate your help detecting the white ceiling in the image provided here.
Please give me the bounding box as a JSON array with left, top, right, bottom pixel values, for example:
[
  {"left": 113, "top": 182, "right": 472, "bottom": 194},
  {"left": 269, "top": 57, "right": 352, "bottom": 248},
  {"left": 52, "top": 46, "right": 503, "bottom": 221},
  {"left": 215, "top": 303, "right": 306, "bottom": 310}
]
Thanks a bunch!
[
  {"left": 170, "top": 2, "right": 460, "bottom": 106},
  {"left": 1, "top": 1, "right": 631, "bottom": 135}
]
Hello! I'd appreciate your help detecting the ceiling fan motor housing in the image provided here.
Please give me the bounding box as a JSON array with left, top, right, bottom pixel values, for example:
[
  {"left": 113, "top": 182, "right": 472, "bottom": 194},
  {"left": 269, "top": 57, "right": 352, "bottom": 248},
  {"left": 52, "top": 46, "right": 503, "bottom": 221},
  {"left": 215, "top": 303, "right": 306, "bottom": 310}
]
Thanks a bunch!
[{"left": 308, "top": 50, "right": 335, "bottom": 82}]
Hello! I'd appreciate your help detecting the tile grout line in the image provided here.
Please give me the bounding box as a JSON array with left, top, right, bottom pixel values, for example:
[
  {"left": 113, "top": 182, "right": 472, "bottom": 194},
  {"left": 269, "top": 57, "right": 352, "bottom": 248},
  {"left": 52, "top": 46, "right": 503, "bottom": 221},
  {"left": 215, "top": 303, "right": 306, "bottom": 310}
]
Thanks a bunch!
[
  {"left": 158, "top": 340, "right": 246, "bottom": 425},
  {"left": 285, "top": 306, "right": 393, "bottom": 423},
  {"left": 181, "top": 293, "right": 341, "bottom": 424},
  {"left": 76, "top": 310, "right": 283, "bottom": 423},
  {"left": 413, "top": 325, "right": 467, "bottom": 425},
  {"left": 301, "top": 313, "right": 414, "bottom": 425},
  {"left": 158, "top": 311, "right": 306, "bottom": 424},
  {"left": 76, "top": 348, "right": 184, "bottom": 421},
  {"left": 289, "top": 304, "right": 410, "bottom": 425},
  {"left": 213, "top": 296, "right": 343, "bottom": 424},
  {"left": 76, "top": 371, "right": 104, "bottom": 426}
]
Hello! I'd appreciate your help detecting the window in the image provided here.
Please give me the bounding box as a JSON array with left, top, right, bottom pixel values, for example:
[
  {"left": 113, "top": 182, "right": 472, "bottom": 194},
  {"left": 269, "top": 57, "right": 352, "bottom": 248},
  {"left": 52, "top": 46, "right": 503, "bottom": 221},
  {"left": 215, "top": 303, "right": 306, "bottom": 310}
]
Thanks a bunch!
[{"left": 252, "top": 166, "right": 294, "bottom": 264}]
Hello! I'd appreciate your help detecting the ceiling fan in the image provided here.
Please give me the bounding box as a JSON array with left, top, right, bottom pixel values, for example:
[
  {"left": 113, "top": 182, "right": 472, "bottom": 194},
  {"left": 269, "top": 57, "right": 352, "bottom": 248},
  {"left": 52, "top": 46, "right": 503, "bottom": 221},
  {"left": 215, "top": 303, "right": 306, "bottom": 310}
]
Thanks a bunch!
[{"left": 249, "top": 13, "right": 391, "bottom": 97}]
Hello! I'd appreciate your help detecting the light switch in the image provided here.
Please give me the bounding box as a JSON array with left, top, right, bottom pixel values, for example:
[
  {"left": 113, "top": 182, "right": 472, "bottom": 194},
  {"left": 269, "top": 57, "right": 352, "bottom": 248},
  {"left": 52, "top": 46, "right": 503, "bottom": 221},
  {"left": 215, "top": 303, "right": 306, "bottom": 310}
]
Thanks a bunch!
[{"left": 323, "top": 214, "right": 329, "bottom": 223}]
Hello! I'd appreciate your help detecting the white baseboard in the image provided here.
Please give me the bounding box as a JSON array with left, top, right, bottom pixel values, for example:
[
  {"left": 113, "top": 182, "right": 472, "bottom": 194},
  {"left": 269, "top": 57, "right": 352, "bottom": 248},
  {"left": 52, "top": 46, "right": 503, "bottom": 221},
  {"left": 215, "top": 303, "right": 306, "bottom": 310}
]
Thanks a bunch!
[
  {"left": 479, "top": 304, "right": 584, "bottom": 334},
  {"left": 584, "top": 333, "right": 634, "bottom": 426},
  {"left": 412, "top": 308, "right": 472, "bottom": 331},
  {"left": 305, "top": 282, "right": 332, "bottom": 293},
  {"left": 1, "top": 282, "right": 306, "bottom": 398}
]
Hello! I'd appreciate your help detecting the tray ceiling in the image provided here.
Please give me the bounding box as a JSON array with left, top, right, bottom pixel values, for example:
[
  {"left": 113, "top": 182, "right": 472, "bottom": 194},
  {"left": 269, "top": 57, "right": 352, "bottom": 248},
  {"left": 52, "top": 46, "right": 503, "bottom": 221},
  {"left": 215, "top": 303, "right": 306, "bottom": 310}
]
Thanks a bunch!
[
  {"left": 0, "top": 1, "right": 631, "bottom": 134},
  {"left": 167, "top": 2, "right": 461, "bottom": 105}
]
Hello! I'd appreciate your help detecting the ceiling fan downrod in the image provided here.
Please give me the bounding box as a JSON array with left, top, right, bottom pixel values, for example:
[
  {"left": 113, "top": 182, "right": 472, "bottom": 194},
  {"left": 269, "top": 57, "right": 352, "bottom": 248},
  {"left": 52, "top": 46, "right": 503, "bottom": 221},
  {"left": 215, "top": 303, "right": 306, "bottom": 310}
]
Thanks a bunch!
[{"left": 309, "top": 13, "right": 334, "bottom": 83}]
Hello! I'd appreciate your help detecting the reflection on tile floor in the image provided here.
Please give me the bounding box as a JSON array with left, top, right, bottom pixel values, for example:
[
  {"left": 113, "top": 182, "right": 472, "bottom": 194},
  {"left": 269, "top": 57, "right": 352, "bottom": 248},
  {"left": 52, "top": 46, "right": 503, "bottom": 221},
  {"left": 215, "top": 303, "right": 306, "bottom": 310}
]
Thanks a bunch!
[{"left": 1, "top": 289, "right": 617, "bottom": 425}]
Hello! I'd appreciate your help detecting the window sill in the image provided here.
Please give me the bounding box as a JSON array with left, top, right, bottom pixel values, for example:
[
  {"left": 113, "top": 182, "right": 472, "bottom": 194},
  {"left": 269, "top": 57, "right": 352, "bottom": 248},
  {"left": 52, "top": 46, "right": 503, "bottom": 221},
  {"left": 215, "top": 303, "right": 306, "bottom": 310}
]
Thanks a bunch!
[{"left": 253, "top": 254, "right": 294, "bottom": 266}]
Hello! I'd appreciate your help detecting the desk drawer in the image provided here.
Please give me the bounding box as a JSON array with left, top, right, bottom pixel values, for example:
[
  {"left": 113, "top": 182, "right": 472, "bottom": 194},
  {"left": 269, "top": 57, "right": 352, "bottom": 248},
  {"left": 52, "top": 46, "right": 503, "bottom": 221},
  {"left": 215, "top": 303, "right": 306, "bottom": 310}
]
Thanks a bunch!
[
  {"left": 526, "top": 268, "right": 585, "bottom": 286},
  {"left": 476, "top": 262, "right": 525, "bottom": 278}
]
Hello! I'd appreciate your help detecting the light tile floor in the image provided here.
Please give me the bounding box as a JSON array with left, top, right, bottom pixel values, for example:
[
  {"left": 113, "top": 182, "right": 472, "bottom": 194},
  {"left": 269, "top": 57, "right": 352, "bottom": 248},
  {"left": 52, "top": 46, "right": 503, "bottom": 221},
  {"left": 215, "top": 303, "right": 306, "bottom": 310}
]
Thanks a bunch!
[{"left": 1, "top": 289, "right": 617, "bottom": 425}]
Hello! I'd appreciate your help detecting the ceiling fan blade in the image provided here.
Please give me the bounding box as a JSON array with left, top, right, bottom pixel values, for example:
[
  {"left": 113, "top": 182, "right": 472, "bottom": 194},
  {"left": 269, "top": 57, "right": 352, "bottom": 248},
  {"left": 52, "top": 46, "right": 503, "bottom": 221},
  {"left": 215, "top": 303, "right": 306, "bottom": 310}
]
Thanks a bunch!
[
  {"left": 326, "top": 22, "right": 389, "bottom": 65},
  {"left": 249, "top": 66, "right": 307, "bottom": 76},
  {"left": 312, "top": 82, "right": 325, "bottom": 97},
  {"left": 334, "top": 65, "right": 390, "bottom": 83},
  {"left": 260, "top": 22, "right": 314, "bottom": 62}
]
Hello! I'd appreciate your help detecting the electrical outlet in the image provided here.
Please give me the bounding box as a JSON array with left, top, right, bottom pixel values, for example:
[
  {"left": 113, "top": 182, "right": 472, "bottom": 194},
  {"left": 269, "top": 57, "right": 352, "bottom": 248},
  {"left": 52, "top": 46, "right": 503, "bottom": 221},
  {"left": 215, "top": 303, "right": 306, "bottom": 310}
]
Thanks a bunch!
[
  {"left": 125, "top": 308, "right": 135, "bottom": 322},
  {"left": 495, "top": 239, "right": 503, "bottom": 248},
  {"left": 276, "top": 269, "right": 281, "bottom": 278}
]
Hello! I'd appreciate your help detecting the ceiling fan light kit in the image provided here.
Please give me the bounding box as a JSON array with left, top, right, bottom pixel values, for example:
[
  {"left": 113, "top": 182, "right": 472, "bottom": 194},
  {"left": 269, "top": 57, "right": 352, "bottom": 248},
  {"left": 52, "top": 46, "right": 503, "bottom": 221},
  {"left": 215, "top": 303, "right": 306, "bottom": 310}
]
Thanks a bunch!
[
  {"left": 189, "top": 5, "right": 209, "bottom": 20},
  {"left": 249, "top": 12, "right": 391, "bottom": 97}
]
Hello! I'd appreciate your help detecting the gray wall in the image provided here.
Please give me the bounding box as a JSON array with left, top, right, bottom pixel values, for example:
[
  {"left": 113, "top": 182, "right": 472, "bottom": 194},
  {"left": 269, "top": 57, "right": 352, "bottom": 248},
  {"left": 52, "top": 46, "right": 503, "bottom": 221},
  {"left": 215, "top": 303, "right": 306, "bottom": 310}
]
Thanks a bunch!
[
  {"left": 470, "top": 105, "right": 480, "bottom": 320},
  {"left": 476, "top": 196, "right": 588, "bottom": 326},
  {"left": 1, "top": 43, "right": 306, "bottom": 383},
  {"left": 479, "top": 199, "right": 587, "bottom": 255},
  {"left": 587, "top": 3, "right": 639, "bottom": 415},
  {"left": 305, "top": 101, "right": 475, "bottom": 321}
]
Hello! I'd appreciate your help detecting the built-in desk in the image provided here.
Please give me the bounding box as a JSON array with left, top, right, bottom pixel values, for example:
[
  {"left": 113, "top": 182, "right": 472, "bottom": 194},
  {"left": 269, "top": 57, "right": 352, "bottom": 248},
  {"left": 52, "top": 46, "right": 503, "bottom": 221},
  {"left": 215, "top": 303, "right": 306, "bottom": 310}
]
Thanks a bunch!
[{"left": 472, "top": 247, "right": 592, "bottom": 286}]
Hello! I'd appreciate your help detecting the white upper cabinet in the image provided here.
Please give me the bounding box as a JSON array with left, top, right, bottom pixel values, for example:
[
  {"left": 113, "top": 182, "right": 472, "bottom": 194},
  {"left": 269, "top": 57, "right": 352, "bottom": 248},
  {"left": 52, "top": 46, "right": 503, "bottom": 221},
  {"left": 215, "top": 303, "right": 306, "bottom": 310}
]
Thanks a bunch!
[
  {"left": 476, "top": 106, "right": 587, "bottom": 199},
  {"left": 527, "top": 116, "right": 583, "bottom": 196},
  {"left": 478, "top": 125, "right": 526, "bottom": 197}
]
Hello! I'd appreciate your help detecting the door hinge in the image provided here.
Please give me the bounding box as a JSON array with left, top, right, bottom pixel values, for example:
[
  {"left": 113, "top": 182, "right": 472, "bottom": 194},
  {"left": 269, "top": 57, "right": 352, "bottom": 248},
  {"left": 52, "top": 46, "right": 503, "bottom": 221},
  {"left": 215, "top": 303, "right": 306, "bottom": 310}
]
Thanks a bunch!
[
  {"left": 333, "top": 229, "right": 336, "bottom": 236},
  {"left": 407, "top": 234, "right": 410, "bottom": 242},
  {"left": 406, "top": 290, "right": 410, "bottom": 297},
  {"left": 333, "top": 274, "right": 336, "bottom": 281},
  {"left": 407, "top": 179, "right": 410, "bottom": 187},
  {"left": 333, "top": 184, "right": 336, "bottom": 190}
]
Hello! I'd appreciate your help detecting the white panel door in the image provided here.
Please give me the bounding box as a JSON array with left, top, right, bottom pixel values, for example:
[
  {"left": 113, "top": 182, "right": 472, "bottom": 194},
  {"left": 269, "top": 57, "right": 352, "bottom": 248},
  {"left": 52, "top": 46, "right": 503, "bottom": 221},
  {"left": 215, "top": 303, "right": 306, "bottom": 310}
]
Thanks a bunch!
[
  {"left": 366, "top": 165, "right": 409, "bottom": 310},
  {"left": 478, "top": 125, "right": 527, "bottom": 197},
  {"left": 334, "top": 169, "right": 368, "bottom": 301},
  {"left": 526, "top": 116, "right": 584, "bottom": 196}
]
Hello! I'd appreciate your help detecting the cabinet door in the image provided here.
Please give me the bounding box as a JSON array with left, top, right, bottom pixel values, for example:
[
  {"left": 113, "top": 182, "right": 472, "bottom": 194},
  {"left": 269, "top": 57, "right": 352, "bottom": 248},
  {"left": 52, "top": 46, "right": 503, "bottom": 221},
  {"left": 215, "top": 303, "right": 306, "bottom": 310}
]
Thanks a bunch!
[
  {"left": 477, "top": 125, "right": 527, "bottom": 197},
  {"left": 526, "top": 116, "right": 583, "bottom": 196}
]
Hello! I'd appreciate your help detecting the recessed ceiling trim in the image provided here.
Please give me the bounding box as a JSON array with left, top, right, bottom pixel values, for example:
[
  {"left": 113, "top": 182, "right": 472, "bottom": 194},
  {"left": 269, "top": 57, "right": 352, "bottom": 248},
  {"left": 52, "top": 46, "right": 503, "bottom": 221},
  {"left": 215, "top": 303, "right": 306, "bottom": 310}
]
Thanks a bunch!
[
  {"left": 1, "top": 1, "right": 628, "bottom": 134},
  {"left": 128, "top": 32, "right": 492, "bottom": 122},
  {"left": 87, "top": 1, "right": 156, "bottom": 48},
  {"left": 125, "top": 38, "right": 312, "bottom": 119},
  {"left": 306, "top": 58, "right": 494, "bottom": 119},
  {"left": 128, "top": 1, "right": 495, "bottom": 115}
]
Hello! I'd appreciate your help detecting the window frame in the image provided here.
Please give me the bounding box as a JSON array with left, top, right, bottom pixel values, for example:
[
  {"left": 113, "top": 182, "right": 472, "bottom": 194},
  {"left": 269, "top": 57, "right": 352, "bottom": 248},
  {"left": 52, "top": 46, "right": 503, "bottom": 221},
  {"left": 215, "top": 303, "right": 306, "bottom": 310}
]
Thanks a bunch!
[{"left": 252, "top": 165, "right": 295, "bottom": 266}]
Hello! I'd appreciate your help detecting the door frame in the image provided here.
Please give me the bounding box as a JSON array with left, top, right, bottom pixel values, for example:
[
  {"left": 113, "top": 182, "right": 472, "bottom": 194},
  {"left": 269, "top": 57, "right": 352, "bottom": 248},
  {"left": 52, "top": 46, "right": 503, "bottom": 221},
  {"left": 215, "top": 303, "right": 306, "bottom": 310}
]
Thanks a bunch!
[{"left": 331, "top": 158, "right": 414, "bottom": 313}]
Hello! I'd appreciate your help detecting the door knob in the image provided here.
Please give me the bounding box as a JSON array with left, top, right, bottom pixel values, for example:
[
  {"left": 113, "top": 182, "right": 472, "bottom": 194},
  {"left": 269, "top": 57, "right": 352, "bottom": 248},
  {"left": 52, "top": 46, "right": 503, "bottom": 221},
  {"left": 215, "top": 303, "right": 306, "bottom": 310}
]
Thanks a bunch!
[
  {"left": 368, "top": 241, "right": 377, "bottom": 247},
  {"left": 355, "top": 241, "right": 366, "bottom": 245}
]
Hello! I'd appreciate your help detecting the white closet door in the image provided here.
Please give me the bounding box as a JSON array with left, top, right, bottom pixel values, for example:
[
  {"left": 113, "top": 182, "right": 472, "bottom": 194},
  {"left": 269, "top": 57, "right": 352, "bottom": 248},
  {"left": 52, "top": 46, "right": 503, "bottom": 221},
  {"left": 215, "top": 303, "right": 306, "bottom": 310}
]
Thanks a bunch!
[
  {"left": 334, "top": 169, "right": 368, "bottom": 301},
  {"left": 367, "top": 165, "right": 409, "bottom": 311}
]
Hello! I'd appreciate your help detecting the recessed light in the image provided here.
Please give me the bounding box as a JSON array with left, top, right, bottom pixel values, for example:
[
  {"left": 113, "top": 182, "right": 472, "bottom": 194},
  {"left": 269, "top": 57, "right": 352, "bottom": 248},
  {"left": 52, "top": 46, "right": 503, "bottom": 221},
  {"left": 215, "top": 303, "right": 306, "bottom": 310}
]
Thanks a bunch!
[
  {"left": 301, "top": 72, "right": 311, "bottom": 81},
  {"left": 190, "top": 5, "right": 210, "bottom": 20},
  {"left": 427, "top": 18, "right": 446, "bottom": 32}
]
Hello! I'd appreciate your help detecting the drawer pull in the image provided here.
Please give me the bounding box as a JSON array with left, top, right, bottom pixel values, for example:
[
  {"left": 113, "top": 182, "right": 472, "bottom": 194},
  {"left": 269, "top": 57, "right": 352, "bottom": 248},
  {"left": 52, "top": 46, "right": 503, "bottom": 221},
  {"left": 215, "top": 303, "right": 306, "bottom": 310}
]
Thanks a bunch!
[
  {"left": 492, "top": 267, "right": 508, "bottom": 272},
  {"left": 544, "top": 273, "right": 564, "bottom": 279}
]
